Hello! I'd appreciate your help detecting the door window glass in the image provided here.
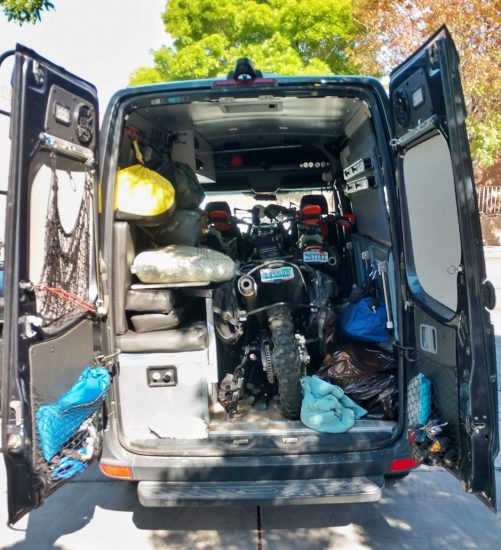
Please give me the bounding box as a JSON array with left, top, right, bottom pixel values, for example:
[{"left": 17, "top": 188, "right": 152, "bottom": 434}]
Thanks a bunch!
[{"left": 402, "top": 133, "right": 461, "bottom": 313}]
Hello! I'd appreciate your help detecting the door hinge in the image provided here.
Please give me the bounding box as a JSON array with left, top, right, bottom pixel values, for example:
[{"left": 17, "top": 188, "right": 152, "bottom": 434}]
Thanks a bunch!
[
  {"left": 10, "top": 400, "right": 23, "bottom": 426},
  {"left": 465, "top": 416, "right": 487, "bottom": 435},
  {"left": 3, "top": 401, "right": 24, "bottom": 454},
  {"left": 390, "top": 115, "right": 439, "bottom": 150},
  {"left": 32, "top": 60, "right": 45, "bottom": 85},
  {"left": 19, "top": 315, "right": 43, "bottom": 338},
  {"left": 447, "top": 264, "right": 463, "bottom": 274}
]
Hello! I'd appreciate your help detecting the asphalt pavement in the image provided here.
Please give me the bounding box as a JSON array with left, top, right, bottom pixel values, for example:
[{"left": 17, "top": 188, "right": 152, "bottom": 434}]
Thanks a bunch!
[{"left": 1, "top": 250, "right": 500, "bottom": 549}]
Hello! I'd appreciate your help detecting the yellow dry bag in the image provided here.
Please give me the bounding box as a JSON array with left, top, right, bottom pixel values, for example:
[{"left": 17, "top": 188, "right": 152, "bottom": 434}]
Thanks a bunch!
[{"left": 114, "top": 132, "right": 175, "bottom": 225}]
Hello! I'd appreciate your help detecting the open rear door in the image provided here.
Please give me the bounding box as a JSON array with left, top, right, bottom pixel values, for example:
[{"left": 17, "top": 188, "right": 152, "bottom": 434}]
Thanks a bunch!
[
  {"left": 390, "top": 26, "right": 498, "bottom": 510},
  {"left": 1, "top": 46, "right": 107, "bottom": 524}
]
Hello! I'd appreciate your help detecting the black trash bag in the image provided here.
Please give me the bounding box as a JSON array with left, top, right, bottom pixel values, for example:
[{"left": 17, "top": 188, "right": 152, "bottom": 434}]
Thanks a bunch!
[{"left": 318, "top": 343, "right": 398, "bottom": 419}]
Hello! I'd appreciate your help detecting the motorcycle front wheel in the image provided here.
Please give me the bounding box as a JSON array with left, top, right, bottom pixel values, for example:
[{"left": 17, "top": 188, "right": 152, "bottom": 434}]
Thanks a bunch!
[{"left": 267, "top": 305, "right": 303, "bottom": 419}]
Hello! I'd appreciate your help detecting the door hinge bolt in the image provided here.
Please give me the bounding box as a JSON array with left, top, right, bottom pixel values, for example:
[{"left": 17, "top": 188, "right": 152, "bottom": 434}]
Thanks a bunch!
[{"left": 7, "top": 434, "right": 23, "bottom": 454}]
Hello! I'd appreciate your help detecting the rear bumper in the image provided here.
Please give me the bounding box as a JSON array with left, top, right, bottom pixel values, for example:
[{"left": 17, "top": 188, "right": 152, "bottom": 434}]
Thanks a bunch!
[
  {"left": 101, "top": 414, "right": 412, "bottom": 483},
  {"left": 138, "top": 476, "right": 384, "bottom": 507}
]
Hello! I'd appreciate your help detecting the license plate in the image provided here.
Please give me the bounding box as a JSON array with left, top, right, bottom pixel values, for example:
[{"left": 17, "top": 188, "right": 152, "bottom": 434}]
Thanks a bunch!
[
  {"left": 260, "top": 266, "right": 294, "bottom": 283},
  {"left": 303, "top": 250, "right": 329, "bottom": 263}
]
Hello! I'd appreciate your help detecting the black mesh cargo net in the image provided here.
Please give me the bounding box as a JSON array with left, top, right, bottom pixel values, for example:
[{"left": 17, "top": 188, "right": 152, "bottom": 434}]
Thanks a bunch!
[{"left": 36, "top": 154, "right": 96, "bottom": 328}]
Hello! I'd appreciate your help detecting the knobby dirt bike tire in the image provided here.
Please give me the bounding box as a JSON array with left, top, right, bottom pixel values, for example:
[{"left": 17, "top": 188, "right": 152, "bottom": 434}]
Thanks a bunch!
[{"left": 268, "top": 305, "right": 302, "bottom": 419}]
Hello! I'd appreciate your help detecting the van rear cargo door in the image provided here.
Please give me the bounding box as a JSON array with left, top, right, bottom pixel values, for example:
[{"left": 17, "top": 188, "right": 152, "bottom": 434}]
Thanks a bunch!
[
  {"left": 390, "top": 26, "right": 498, "bottom": 511},
  {"left": 1, "top": 46, "right": 106, "bottom": 525}
]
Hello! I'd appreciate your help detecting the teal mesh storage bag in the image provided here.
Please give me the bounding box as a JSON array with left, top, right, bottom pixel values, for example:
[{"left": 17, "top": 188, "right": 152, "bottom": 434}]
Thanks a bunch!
[{"left": 35, "top": 366, "right": 111, "bottom": 463}]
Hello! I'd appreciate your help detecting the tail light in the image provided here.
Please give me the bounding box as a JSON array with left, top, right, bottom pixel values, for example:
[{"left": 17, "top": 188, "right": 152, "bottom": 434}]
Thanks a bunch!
[
  {"left": 99, "top": 463, "right": 132, "bottom": 479},
  {"left": 390, "top": 457, "right": 419, "bottom": 472}
]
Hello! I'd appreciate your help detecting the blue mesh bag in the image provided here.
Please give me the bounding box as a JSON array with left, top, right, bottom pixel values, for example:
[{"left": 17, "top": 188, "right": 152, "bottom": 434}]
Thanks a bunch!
[{"left": 35, "top": 366, "right": 111, "bottom": 463}]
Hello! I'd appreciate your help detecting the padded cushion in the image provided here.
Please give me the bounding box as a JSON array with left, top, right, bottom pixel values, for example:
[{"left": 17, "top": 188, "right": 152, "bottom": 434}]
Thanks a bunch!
[
  {"left": 130, "top": 308, "right": 186, "bottom": 332},
  {"left": 301, "top": 204, "right": 322, "bottom": 222},
  {"left": 113, "top": 223, "right": 136, "bottom": 335},
  {"left": 126, "top": 289, "right": 177, "bottom": 313},
  {"left": 117, "top": 322, "right": 208, "bottom": 352}
]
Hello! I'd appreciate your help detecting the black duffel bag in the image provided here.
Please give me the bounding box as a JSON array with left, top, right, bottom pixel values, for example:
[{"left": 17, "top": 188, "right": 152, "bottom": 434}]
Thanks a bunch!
[{"left": 154, "top": 158, "right": 205, "bottom": 210}]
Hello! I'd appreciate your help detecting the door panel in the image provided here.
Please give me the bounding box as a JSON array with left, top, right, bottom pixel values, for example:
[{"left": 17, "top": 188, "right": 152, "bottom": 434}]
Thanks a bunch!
[
  {"left": 1, "top": 46, "right": 103, "bottom": 524},
  {"left": 391, "top": 26, "right": 498, "bottom": 510}
]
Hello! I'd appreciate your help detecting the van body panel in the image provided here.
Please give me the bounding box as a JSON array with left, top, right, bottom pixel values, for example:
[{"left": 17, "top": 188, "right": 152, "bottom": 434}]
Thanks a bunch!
[
  {"left": 2, "top": 27, "right": 497, "bottom": 525},
  {"left": 1, "top": 46, "right": 102, "bottom": 524},
  {"left": 390, "top": 26, "right": 498, "bottom": 510}
]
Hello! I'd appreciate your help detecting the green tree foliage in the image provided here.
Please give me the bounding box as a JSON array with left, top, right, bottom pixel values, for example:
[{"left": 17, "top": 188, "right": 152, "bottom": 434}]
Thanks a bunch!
[
  {"left": 0, "top": 0, "right": 54, "bottom": 24},
  {"left": 130, "top": 0, "right": 362, "bottom": 85},
  {"left": 131, "top": 0, "right": 499, "bottom": 169},
  {"left": 355, "top": 0, "right": 501, "bottom": 169}
]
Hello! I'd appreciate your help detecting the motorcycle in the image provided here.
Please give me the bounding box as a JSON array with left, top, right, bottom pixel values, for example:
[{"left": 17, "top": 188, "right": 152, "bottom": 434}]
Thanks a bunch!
[{"left": 215, "top": 204, "right": 337, "bottom": 419}]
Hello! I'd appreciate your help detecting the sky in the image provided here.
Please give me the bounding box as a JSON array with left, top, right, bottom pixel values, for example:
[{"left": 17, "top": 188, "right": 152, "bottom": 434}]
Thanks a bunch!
[
  {"left": 0, "top": 0, "right": 170, "bottom": 108},
  {"left": 0, "top": 0, "right": 171, "bottom": 238}
]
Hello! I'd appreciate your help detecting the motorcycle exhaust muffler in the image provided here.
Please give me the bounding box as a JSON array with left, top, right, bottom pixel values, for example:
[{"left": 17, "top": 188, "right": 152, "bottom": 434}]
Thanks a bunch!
[{"left": 238, "top": 275, "right": 258, "bottom": 311}]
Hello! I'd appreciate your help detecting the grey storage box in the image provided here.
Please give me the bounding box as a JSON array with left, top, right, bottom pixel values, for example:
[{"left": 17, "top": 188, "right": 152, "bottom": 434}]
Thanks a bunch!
[{"left": 118, "top": 351, "right": 210, "bottom": 441}]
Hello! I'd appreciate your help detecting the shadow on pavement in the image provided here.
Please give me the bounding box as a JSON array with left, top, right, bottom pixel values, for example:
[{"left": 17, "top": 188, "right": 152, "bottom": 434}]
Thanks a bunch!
[
  {"left": 258, "top": 470, "right": 501, "bottom": 550},
  {"left": 2, "top": 480, "right": 139, "bottom": 550},
  {"left": 2, "top": 470, "right": 501, "bottom": 549}
]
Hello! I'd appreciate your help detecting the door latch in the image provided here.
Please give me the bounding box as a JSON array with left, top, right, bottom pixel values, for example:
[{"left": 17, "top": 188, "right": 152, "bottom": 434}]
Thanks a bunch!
[{"left": 465, "top": 416, "right": 487, "bottom": 435}]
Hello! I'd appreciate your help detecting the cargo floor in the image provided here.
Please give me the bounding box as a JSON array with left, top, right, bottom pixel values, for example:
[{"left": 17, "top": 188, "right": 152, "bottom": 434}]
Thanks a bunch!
[{"left": 119, "top": 397, "right": 397, "bottom": 456}]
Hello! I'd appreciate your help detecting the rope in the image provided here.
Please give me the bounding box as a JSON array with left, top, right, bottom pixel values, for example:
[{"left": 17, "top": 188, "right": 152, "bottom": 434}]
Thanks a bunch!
[{"left": 35, "top": 285, "right": 97, "bottom": 313}]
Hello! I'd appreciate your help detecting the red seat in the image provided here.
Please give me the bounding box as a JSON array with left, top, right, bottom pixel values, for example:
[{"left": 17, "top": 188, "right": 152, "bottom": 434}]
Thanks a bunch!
[
  {"left": 208, "top": 209, "right": 232, "bottom": 233},
  {"left": 204, "top": 201, "right": 243, "bottom": 258},
  {"left": 301, "top": 203, "right": 329, "bottom": 240}
]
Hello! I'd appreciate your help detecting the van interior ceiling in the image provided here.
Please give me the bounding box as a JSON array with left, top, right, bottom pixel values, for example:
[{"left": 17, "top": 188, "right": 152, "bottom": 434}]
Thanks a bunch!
[{"left": 109, "top": 90, "right": 400, "bottom": 455}]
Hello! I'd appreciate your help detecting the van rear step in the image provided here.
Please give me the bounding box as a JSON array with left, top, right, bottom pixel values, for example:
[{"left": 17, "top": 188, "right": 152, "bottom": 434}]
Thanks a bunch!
[{"left": 137, "top": 476, "right": 384, "bottom": 507}]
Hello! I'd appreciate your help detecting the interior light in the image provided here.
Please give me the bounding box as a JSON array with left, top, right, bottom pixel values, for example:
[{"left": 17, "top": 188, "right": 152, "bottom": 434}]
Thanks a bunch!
[
  {"left": 412, "top": 86, "right": 424, "bottom": 108},
  {"left": 229, "top": 154, "right": 244, "bottom": 168}
]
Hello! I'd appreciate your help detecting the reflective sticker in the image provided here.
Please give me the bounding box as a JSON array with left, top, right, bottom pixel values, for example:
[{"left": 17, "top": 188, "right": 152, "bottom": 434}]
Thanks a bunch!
[{"left": 260, "top": 266, "right": 294, "bottom": 283}]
